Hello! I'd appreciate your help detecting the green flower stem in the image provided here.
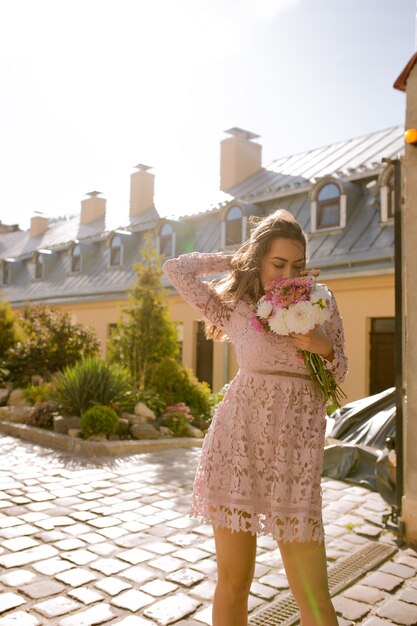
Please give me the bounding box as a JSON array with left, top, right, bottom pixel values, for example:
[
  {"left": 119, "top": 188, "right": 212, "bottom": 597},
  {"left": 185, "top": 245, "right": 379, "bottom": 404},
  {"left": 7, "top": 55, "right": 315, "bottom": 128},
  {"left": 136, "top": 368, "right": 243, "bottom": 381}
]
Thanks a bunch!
[{"left": 301, "top": 350, "right": 346, "bottom": 408}]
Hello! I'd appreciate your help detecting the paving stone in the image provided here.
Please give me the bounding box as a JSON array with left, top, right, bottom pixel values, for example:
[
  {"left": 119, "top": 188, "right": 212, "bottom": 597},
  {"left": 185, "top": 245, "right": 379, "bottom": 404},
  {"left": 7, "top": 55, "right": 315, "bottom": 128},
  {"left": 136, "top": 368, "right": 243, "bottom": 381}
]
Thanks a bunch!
[
  {"left": 258, "top": 573, "right": 289, "bottom": 589},
  {"left": 88, "top": 516, "right": 122, "bottom": 528},
  {"left": 166, "top": 568, "right": 206, "bottom": 587},
  {"left": 120, "top": 566, "right": 155, "bottom": 585},
  {"left": 342, "top": 583, "right": 385, "bottom": 604},
  {"left": 380, "top": 561, "right": 416, "bottom": 579},
  {"left": 167, "top": 533, "right": 201, "bottom": 547},
  {"left": 398, "top": 588, "right": 417, "bottom": 605},
  {"left": 189, "top": 559, "right": 218, "bottom": 576},
  {"left": 32, "top": 595, "right": 81, "bottom": 617},
  {"left": 58, "top": 603, "right": 116, "bottom": 626},
  {"left": 333, "top": 595, "right": 372, "bottom": 620},
  {"left": 361, "top": 618, "right": 395, "bottom": 626},
  {"left": 110, "top": 588, "right": 154, "bottom": 611},
  {"left": 171, "top": 547, "right": 211, "bottom": 563},
  {"left": 192, "top": 605, "right": 212, "bottom": 625},
  {"left": 0, "top": 537, "right": 39, "bottom": 552},
  {"left": 0, "top": 544, "right": 58, "bottom": 568},
  {"left": 253, "top": 563, "right": 271, "bottom": 578},
  {"left": 376, "top": 599, "right": 417, "bottom": 625},
  {"left": 55, "top": 567, "right": 97, "bottom": 586},
  {"left": 140, "top": 579, "right": 179, "bottom": 597},
  {"left": 0, "top": 593, "right": 26, "bottom": 614},
  {"left": 397, "top": 555, "right": 417, "bottom": 570},
  {"left": 110, "top": 616, "right": 156, "bottom": 625},
  {"left": 88, "top": 542, "right": 115, "bottom": 556},
  {"left": 94, "top": 577, "right": 132, "bottom": 595},
  {"left": 61, "top": 549, "right": 98, "bottom": 565},
  {"left": 79, "top": 532, "right": 106, "bottom": 544},
  {"left": 89, "top": 557, "right": 129, "bottom": 575},
  {"left": 0, "top": 570, "right": 37, "bottom": 586},
  {"left": 249, "top": 580, "right": 279, "bottom": 600},
  {"left": 54, "top": 538, "right": 86, "bottom": 550},
  {"left": 361, "top": 571, "right": 404, "bottom": 591},
  {"left": 32, "top": 557, "right": 75, "bottom": 575},
  {"left": 118, "top": 548, "right": 155, "bottom": 564},
  {"left": 188, "top": 580, "right": 216, "bottom": 601},
  {"left": 143, "top": 593, "right": 202, "bottom": 625},
  {"left": 21, "top": 579, "right": 65, "bottom": 599},
  {"left": 148, "top": 555, "right": 187, "bottom": 573},
  {"left": 0, "top": 524, "right": 39, "bottom": 539},
  {"left": 67, "top": 587, "right": 104, "bottom": 605},
  {"left": 0, "top": 610, "right": 40, "bottom": 625},
  {"left": 96, "top": 526, "right": 128, "bottom": 539}
]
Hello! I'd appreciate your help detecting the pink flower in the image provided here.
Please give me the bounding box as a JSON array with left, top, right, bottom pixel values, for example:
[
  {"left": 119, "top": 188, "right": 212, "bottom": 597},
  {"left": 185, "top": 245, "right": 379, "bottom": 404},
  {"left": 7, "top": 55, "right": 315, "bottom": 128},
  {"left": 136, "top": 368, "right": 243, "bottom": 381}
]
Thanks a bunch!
[{"left": 251, "top": 315, "right": 266, "bottom": 333}]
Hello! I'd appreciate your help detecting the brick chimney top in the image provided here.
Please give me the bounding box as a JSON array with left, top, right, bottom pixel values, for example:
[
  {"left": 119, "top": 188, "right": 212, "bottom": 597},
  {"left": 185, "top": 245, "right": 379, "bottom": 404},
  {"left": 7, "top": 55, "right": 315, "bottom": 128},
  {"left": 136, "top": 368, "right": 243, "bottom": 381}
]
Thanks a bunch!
[{"left": 224, "top": 127, "right": 260, "bottom": 141}]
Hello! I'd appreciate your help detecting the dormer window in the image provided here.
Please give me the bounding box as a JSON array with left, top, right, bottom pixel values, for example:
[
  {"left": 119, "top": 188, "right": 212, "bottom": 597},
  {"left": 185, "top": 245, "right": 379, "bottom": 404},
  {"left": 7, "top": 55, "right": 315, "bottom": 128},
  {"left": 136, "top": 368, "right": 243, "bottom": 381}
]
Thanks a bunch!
[
  {"left": 380, "top": 166, "right": 395, "bottom": 222},
  {"left": 224, "top": 206, "right": 246, "bottom": 247},
  {"left": 71, "top": 243, "right": 81, "bottom": 273},
  {"left": 1, "top": 261, "right": 9, "bottom": 286},
  {"left": 311, "top": 180, "right": 346, "bottom": 232},
  {"left": 109, "top": 235, "right": 122, "bottom": 267},
  {"left": 34, "top": 253, "right": 44, "bottom": 280},
  {"left": 159, "top": 224, "right": 175, "bottom": 257}
]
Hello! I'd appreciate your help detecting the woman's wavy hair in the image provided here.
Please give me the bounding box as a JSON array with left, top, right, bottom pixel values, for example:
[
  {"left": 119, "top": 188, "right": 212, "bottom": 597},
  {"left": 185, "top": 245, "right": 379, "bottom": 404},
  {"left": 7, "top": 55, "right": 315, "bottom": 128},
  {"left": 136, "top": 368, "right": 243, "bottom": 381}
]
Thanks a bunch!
[{"left": 205, "top": 208, "right": 309, "bottom": 341}]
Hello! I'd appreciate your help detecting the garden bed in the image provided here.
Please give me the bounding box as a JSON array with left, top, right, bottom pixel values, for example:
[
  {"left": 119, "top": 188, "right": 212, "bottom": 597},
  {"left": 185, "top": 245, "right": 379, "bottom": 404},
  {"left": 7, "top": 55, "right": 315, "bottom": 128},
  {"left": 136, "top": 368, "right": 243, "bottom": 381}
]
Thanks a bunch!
[{"left": 0, "top": 420, "right": 204, "bottom": 457}]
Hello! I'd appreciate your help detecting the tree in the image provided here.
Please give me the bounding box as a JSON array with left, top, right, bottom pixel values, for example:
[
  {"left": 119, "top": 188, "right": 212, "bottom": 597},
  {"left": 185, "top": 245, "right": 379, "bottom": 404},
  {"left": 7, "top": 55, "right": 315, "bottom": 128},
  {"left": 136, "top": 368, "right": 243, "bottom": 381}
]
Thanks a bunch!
[
  {"left": 108, "top": 231, "right": 179, "bottom": 390},
  {"left": 0, "top": 299, "right": 19, "bottom": 358}
]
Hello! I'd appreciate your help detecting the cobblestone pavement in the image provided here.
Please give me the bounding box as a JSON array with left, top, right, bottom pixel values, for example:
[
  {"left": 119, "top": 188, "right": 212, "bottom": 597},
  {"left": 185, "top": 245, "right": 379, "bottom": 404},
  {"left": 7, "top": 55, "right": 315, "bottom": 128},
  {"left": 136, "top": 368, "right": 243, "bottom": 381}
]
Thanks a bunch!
[{"left": 0, "top": 435, "right": 416, "bottom": 626}]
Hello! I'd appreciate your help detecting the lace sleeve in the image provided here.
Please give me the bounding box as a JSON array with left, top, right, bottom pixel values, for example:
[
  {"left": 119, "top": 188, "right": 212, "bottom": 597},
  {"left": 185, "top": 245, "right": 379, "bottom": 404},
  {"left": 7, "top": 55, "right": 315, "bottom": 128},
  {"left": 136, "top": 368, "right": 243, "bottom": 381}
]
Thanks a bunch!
[
  {"left": 163, "top": 252, "right": 234, "bottom": 329},
  {"left": 322, "top": 291, "right": 348, "bottom": 384}
]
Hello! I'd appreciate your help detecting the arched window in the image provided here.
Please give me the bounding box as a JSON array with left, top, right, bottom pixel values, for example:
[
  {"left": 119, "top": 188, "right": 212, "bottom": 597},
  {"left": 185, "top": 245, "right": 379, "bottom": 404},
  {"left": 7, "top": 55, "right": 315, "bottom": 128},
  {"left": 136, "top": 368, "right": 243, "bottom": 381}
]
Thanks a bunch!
[
  {"left": 34, "top": 253, "right": 44, "bottom": 280},
  {"left": 71, "top": 244, "right": 81, "bottom": 273},
  {"left": 380, "top": 168, "right": 395, "bottom": 222},
  {"left": 310, "top": 180, "right": 346, "bottom": 232},
  {"left": 109, "top": 235, "right": 122, "bottom": 267},
  {"left": 1, "top": 261, "right": 9, "bottom": 286},
  {"left": 159, "top": 224, "right": 174, "bottom": 257},
  {"left": 225, "top": 206, "right": 245, "bottom": 246}
]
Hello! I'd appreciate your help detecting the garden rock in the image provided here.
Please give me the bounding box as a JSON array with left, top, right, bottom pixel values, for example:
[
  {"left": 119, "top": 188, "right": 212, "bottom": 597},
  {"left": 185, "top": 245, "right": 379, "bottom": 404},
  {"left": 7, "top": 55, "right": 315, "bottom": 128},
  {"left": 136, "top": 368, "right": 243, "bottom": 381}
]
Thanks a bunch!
[
  {"left": 68, "top": 428, "right": 81, "bottom": 437},
  {"left": 184, "top": 424, "right": 205, "bottom": 438},
  {"left": 53, "top": 416, "right": 81, "bottom": 435},
  {"left": 130, "top": 422, "right": 160, "bottom": 440},
  {"left": 87, "top": 433, "right": 107, "bottom": 442},
  {"left": 122, "top": 412, "right": 147, "bottom": 425},
  {"left": 0, "top": 406, "right": 32, "bottom": 423},
  {"left": 0, "top": 389, "right": 10, "bottom": 406},
  {"left": 134, "top": 402, "right": 156, "bottom": 421},
  {"left": 7, "top": 389, "right": 31, "bottom": 407},
  {"left": 159, "top": 426, "right": 174, "bottom": 437},
  {"left": 117, "top": 418, "right": 130, "bottom": 434}
]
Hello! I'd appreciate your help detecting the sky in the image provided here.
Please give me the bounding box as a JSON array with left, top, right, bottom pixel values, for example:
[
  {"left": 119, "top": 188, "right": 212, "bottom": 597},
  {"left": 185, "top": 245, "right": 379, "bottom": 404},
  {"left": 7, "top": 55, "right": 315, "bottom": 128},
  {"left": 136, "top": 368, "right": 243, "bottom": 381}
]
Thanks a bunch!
[{"left": 0, "top": 0, "right": 415, "bottom": 230}]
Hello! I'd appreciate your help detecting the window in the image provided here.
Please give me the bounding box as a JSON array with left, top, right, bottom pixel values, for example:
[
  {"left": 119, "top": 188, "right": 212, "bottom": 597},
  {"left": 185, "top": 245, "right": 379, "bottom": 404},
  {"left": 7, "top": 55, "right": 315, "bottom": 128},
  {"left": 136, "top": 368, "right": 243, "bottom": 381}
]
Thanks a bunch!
[
  {"left": 159, "top": 224, "right": 175, "bottom": 257},
  {"left": 109, "top": 235, "right": 122, "bottom": 267},
  {"left": 71, "top": 244, "right": 81, "bottom": 272},
  {"left": 380, "top": 168, "right": 395, "bottom": 222},
  {"left": 311, "top": 180, "right": 346, "bottom": 232},
  {"left": 34, "top": 253, "right": 44, "bottom": 279},
  {"left": 1, "top": 261, "right": 9, "bottom": 286},
  {"left": 224, "top": 206, "right": 245, "bottom": 246}
]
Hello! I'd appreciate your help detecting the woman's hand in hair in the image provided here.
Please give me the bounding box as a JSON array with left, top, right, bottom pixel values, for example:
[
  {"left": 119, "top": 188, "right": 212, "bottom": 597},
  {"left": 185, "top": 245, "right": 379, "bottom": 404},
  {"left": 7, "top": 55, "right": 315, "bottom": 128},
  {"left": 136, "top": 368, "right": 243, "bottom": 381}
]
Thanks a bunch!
[{"left": 290, "top": 326, "right": 334, "bottom": 361}]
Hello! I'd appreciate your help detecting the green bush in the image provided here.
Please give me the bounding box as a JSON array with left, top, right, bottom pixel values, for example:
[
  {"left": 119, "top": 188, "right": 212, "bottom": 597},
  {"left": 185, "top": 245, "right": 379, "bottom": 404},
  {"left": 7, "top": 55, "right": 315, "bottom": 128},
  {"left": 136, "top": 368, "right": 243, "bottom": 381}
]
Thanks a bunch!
[
  {"left": 5, "top": 304, "right": 100, "bottom": 384},
  {"left": 80, "top": 405, "right": 119, "bottom": 439},
  {"left": 148, "top": 357, "right": 211, "bottom": 424},
  {"left": 0, "top": 300, "right": 19, "bottom": 358},
  {"left": 161, "top": 402, "right": 194, "bottom": 437},
  {"left": 23, "top": 383, "right": 54, "bottom": 405},
  {"left": 54, "top": 357, "right": 137, "bottom": 416},
  {"left": 137, "top": 389, "right": 166, "bottom": 417}
]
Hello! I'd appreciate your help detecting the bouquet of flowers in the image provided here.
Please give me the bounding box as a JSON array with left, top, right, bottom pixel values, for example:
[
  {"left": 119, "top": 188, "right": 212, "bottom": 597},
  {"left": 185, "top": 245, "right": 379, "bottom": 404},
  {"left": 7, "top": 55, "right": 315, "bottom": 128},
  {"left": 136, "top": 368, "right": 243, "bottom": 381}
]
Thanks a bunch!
[{"left": 251, "top": 274, "right": 345, "bottom": 407}]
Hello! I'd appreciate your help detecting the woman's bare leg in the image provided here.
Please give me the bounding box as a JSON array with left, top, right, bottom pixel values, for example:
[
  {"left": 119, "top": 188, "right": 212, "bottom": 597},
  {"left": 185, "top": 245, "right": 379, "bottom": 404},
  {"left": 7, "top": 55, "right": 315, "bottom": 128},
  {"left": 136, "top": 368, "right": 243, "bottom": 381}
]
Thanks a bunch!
[
  {"left": 277, "top": 538, "right": 338, "bottom": 626},
  {"left": 210, "top": 507, "right": 257, "bottom": 626}
]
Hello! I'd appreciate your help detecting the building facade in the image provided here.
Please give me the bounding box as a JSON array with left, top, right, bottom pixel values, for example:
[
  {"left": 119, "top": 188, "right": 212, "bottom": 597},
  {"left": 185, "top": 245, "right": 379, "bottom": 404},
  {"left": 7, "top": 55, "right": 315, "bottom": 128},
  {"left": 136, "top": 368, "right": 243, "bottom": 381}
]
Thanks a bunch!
[{"left": 0, "top": 126, "right": 404, "bottom": 402}]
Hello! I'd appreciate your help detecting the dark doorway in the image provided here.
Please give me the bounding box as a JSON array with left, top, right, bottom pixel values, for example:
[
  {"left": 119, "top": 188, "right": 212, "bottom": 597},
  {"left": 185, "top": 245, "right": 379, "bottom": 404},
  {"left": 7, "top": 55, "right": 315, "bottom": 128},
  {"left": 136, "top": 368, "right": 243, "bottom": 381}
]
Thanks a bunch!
[
  {"left": 196, "top": 321, "right": 213, "bottom": 389},
  {"left": 370, "top": 317, "right": 395, "bottom": 394}
]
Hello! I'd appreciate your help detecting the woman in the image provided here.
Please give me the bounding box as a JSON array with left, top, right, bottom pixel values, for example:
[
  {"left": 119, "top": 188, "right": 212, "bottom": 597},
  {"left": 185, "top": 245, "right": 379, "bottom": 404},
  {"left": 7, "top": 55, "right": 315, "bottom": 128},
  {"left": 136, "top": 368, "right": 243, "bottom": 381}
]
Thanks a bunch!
[{"left": 163, "top": 209, "right": 348, "bottom": 626}]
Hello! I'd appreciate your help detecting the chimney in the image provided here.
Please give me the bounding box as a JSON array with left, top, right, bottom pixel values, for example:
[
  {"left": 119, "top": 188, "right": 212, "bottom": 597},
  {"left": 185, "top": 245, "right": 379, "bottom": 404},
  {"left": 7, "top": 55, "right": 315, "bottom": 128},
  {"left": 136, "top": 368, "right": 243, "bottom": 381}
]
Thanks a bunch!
[
  {"left": 30, "top": 213, "right": 49, "bottom": 238},
  {"left": 130, "top": 164, "right": 154, "bottom": 217},
  {"left": 80, "top": 191, "right": 106, "bottom": 224},
  {"left": 220, "top": 127, "right": 262, "bottom": 191}
]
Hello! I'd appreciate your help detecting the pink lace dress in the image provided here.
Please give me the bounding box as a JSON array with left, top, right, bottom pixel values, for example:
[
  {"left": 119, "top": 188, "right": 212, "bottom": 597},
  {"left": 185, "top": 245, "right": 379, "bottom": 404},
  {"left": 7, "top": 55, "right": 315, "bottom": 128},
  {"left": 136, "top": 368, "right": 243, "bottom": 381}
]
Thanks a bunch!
[{"left": 163, "top": 252, "right": 348, "bottom": 544}]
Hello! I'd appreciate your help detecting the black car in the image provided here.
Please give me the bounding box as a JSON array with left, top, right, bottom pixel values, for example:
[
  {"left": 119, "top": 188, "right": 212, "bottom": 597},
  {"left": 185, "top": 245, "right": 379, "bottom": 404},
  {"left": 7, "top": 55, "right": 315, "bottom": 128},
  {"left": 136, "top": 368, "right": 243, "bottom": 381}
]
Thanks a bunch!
[{"left": 323, "top": 387, "right": 396, "bottom": 506}]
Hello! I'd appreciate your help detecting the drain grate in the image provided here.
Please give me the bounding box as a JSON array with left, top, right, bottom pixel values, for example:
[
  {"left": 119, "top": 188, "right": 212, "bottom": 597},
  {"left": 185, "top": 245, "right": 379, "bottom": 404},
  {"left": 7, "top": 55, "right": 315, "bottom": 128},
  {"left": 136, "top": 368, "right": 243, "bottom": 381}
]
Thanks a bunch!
[{"left": 248, "top": 541, "right": 397, "bottom": 626}]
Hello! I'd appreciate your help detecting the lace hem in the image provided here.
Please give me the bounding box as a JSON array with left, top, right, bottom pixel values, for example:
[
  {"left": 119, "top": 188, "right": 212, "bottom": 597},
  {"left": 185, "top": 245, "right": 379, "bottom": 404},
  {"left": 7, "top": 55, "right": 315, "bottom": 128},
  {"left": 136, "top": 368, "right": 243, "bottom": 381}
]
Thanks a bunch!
[{"left": 189, "top": 496, "right": 324, "bottom": 544}]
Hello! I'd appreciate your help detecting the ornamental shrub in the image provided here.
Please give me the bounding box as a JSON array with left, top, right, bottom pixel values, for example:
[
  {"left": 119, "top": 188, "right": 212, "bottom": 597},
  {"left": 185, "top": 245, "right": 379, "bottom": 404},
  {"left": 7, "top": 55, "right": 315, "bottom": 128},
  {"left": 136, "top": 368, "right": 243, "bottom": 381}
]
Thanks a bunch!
[
  {"left": 161, "top": 402, "right": 194, "bottom": 437},
  {"left": 80, "top": 405, "right": 119, "bottom": 439},
  {"left": 5, "top": 304, "right": 99, "bottom": 384},
  {"left": 54, "top": 356, "right": 137, "bottom": 416},
  {"left": 23, "top": 383, "right": 54, "bottom": 405},
  {"left": 0, "top": 300, "right": 19, "bottom": 358},
  {"left": 148, "top": 357, "right": 211, "bottom": 424}
]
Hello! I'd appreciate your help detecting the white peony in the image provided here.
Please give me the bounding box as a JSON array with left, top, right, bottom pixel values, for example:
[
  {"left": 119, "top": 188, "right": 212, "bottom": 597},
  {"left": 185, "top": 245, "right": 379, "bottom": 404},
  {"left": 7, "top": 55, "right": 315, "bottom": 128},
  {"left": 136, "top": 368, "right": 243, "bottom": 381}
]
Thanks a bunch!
[
  {"left": 285, "top": 301, "right": 316, "bottom": 334},
  {"left": 268, "top": 307, "right": 290, "bottom": 335},
  {"left": 257, "top": 300, "right": 273, "bottom": 319}
]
